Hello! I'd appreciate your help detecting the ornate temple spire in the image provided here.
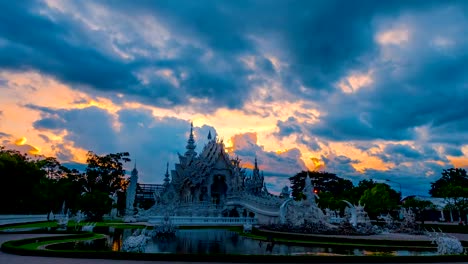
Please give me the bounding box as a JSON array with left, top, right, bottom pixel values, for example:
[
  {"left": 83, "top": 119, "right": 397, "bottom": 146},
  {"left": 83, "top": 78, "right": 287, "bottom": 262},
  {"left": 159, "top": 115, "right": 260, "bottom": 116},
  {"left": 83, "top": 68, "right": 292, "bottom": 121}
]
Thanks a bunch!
[
  {"left": 207, "top": 130, "right": 212, "bottom": 140},
  {"left": 253, "top": 156, "right": 260, "bottom": 177},
  {"left": 131, "top": 160, "right": 138, "bottom": 176},
  {"left": 163, "top": 162, "right": 170, "bottom": 186},
  {"left": 185, "top": 122, "right": 197, "bottom": 157}
]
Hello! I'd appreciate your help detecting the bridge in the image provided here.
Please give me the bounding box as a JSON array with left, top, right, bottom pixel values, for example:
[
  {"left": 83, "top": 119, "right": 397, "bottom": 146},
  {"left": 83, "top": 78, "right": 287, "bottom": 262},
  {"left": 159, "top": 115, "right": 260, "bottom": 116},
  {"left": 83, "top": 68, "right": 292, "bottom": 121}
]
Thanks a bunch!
[{"left": 148, "top": 216, "right": 257, "bottom": 226}]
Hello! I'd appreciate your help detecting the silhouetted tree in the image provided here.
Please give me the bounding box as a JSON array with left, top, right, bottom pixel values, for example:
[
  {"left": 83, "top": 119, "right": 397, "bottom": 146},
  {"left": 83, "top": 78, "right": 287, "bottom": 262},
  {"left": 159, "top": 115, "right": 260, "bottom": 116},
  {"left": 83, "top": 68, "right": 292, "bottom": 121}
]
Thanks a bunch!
[
  {"left": 359, "top": 183, "right": 401, "bottom": 219},
  {"left": 289, "top": 171, "right": 353, "bottom": 206},
  {"left": 79, "top": 151, "right": 130, "bottom": 220},
  {"left": 430, "top": 168, "right": 468, "bottom": 220}
]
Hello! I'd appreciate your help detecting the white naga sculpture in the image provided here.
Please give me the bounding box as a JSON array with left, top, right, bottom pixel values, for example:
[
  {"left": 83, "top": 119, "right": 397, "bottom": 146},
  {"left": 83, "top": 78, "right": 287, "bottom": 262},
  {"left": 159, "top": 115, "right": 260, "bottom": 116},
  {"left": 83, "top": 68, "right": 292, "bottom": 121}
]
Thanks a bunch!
[
  {"left": 399, "top": 207, "right": 417, "bottom": 230},
  {"left": 56, "top": 201, "right": 69, "bottom": 229},
  {"left": 342, "top": 200, "right": 371, "bottom": 227},
  {"left": 121, "top": 229, "right": 150, "bottom": 253},
  {"left": 279, "top": 173, "right": 330, "bottom": 227},
  {"left": 427, "top": 229, "right": 464, "bottom": 255}
]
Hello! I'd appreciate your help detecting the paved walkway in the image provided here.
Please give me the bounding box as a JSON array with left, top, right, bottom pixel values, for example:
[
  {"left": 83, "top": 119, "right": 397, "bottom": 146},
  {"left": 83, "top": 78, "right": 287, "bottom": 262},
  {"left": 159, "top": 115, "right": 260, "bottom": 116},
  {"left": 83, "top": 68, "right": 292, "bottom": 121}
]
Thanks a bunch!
[{"left": 0, "top": 215, "right": 47, "bottom": 225}]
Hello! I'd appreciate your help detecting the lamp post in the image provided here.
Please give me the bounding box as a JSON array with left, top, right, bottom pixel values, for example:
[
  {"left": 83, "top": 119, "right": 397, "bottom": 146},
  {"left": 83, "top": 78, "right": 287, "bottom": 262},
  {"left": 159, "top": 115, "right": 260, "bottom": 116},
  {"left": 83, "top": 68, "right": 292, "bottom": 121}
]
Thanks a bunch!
[{"left": 385, "top": 179, "right": 402, "bottom": 194}]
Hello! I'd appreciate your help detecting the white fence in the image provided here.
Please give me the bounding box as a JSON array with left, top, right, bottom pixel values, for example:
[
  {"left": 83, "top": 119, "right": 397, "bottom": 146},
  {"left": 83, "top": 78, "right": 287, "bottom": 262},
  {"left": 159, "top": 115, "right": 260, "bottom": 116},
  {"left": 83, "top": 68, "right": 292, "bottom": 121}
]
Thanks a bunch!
[
  {"left": 149, "top": 216, "right": 258, "bottom": 226},
  {"left": 0, "top": 215, "right": 48, "bottom": 226}
]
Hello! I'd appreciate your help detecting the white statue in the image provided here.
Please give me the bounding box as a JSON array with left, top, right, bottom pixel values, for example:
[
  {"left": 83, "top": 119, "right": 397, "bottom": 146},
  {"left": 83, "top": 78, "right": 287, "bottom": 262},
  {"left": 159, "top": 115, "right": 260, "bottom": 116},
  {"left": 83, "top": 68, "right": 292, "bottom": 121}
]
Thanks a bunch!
[
  {"left": 343, "top": 200, "right": 370, "bottom": 227},
  {"left": 125, "top": 162, "right": 138, "bottom": 222},
  {"left": 427, "top": 229, "right": 464, "bottom": 255},
  {"left": 121, "top": 229, "right": 150, "bottom": 253},
  {"left": 279, "top": 174, "right": 334, "bottom": 229},
  {"left": 81, "top": 222, "right": 96, "bottom": 232},
  {"left": 110, "top": 192, "right": 118, "bottom": 219},
  {"left": 56, "top": 201, "right": 69, "bottom": 229}
]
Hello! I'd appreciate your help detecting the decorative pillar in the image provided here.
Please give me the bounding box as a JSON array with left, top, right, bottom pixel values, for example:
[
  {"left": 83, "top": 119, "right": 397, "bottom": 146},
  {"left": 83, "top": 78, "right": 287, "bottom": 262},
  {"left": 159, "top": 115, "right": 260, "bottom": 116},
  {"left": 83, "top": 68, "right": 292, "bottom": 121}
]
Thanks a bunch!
[{"left": 125, "top": 162, "right": 138, "bottom": 222}]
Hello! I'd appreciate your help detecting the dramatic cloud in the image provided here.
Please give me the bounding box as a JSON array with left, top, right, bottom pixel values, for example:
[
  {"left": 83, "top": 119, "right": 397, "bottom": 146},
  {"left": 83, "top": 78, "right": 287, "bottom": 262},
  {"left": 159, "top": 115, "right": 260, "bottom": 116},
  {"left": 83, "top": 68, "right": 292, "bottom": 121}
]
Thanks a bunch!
[
  {"left": 228, "top": 132, "right": 307, "bottom": 174},
  {"left": 0, "top": 0, "right": 467, "bottom": 196}
]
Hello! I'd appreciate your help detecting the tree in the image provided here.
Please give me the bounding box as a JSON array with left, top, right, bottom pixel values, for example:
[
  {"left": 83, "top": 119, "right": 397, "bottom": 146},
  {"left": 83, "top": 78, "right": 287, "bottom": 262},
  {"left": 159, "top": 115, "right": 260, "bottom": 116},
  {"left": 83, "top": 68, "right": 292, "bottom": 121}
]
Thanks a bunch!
[
  {"left": 0, "top": 146, "right": 48, "bottom": 213},
  {"left": 346, "top": 179, "right": 377, "bottom": 204},
  {"left": 79, "top": 151, "right": 130, "bottom": 220},
  {"left": 289, "top": 170, "right": 353, "bottom": 210},
  {"left": 359, "top": 183, "right": 400, "bottom": 219},
  {"left": 402, "top": 197, "right": 434, "bottom": 224},
  {"left": 37, "top": 157, "right": 64, "bottom": 179},
  {"left": 430, "top": 168, "right": 468, "bottom": 221}
]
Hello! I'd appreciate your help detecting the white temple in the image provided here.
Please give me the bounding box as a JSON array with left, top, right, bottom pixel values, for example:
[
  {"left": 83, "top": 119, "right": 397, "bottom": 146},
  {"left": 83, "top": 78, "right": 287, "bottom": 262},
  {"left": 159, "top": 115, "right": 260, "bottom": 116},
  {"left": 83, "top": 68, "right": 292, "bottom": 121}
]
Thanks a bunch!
[
  {"left": 136, "top": 123, "right": 289, "bottom": 225},
  {"left": 134, "top": 123, "right": 349, "bottom": 227}
]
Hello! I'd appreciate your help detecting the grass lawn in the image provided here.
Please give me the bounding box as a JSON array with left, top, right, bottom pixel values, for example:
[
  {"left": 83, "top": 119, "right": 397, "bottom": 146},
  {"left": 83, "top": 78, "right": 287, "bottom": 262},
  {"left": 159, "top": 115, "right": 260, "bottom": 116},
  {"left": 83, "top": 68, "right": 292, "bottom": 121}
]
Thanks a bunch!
[{"left": 0, "top": 221, "right": 58, "bottom": 230}]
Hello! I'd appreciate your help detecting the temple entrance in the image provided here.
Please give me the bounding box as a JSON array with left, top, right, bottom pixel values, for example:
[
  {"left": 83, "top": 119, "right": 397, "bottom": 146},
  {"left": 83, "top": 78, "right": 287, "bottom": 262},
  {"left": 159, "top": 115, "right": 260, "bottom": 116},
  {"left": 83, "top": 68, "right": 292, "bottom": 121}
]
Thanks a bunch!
[{"left": 211, "top": 174, "right": 228, "bottom": 205}]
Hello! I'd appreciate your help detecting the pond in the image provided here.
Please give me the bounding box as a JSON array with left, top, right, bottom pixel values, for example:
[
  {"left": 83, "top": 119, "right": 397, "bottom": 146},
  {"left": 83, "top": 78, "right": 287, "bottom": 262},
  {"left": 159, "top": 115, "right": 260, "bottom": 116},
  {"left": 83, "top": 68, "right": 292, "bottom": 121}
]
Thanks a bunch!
[{"left": 50, "top": 228, "right": 438, "bottom": 256}]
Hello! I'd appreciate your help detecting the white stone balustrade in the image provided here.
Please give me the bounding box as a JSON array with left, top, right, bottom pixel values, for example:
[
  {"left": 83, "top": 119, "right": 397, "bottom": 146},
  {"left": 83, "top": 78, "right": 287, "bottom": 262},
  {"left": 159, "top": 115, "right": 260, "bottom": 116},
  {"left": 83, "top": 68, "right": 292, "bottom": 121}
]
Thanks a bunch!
[{"left": 149, "top": 216, "right": 258, "bottom": 226}]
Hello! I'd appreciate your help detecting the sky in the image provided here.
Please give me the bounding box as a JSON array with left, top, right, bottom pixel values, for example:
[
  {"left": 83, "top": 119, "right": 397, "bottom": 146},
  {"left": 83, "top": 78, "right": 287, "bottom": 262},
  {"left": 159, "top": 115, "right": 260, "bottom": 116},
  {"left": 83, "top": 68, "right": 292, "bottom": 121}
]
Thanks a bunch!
[{"left": 0, "top": 0, "right": 467, "bottom": 196}]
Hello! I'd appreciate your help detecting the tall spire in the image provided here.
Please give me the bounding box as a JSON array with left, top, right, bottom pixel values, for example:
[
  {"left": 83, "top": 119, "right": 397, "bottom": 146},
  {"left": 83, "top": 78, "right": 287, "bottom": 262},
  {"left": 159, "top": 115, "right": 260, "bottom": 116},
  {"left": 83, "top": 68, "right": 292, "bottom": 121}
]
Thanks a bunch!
[
  {"left": 185, "top": 122, "right": 197, "bottom": 157},
  {"left": 131, "top": 160, "right": 138, "bottom": 176},
  {"left": 163, "top": 162, "right": 170, "bottom": 186},
  {"left": 252, "top": 156, "right": 260, "bottom": 180}
]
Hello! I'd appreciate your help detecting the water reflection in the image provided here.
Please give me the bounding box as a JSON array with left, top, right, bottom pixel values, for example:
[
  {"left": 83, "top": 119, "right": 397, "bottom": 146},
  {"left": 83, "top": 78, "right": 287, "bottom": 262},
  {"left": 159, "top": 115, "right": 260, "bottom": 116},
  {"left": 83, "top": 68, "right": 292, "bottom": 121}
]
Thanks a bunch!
[
  {"left": 46, "top": 227, "right": 437, "bottom": 256},
  {"left": 102, "top": 228, "right": 437, "bottom": 256}
]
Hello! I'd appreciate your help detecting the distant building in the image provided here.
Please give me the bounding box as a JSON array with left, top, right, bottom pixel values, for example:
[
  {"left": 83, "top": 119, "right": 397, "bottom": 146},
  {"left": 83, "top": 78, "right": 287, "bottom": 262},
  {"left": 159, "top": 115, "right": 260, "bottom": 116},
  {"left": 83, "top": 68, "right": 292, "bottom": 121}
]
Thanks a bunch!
[
  {"left": 135, "top": 183, "right": 164, "bottom": 209},
  {"left": 402, "top": 195, "right": 465, "bottom": 222}
]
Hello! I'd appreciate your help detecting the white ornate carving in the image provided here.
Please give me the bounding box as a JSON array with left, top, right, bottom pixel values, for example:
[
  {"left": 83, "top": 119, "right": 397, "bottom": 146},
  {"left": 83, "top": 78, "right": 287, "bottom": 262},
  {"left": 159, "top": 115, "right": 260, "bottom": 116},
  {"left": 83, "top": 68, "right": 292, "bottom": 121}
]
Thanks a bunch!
[
  {"left": 427, "top": 229, "right": 464, "bottom": 255},
  {"left": 56, "top": 201, "right": 69, "bottom": 229},
  {"left": 121, "top": 229, "right": 150, "bottom": 253},
  {"left": 343, "top": 200, "right": 370, "bottom": 227},
  {"left": 81, "top": 222, "right": 96, "bottom": 232}
]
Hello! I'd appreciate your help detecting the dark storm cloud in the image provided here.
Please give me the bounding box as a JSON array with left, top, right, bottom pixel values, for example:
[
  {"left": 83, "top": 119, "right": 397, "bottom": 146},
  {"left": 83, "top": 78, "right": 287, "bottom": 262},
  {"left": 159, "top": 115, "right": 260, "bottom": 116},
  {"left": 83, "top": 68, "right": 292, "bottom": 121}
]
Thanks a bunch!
[
  {"left": 373, "top": 144, "right": 447, "bottom": 166},
  {"left": 29, "top": 105, "right": 118, "bottom": 153},
  {"left": 276, "top": 117, "right": 301, "bottom": 137},
  {"left": 27, "top": 104, "right": 220, "bottom": 183},
  {"left": 0, "top": 1, "right": 256, "bottom": 110},
  {"left": 33, "top": 117, "right": 66, "bottom": 131},
  {"left": 444, "top": 146, "right": 464, "bottom": 157},
  {"left": 2, "top": 0, "right": 460, "bottom": 113},
  {"left": 107, "top": 0, "right": 446, "bottom": 92},
  {"left": 0, "top": 1, "right": 139, "bottom": 90},
  {"left": 271, "top": 2, "right": 468, "bottom": 147},
  {"left": 363, "top": 160, "right": 450, "bottom": 196},
  {"left": 383, "top": 144, "right": 422, "bottom": 160}
]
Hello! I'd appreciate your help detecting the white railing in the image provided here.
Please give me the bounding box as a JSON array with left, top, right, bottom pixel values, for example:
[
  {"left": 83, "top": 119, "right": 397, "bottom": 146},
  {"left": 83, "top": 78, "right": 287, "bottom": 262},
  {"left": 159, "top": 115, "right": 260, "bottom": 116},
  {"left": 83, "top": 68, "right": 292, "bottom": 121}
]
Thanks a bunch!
[
  {"left": 225, "top": 199, "right": 280, "bottom": 217},
  {"left": 0, "top": 214, "right": 48, "bottom": 226},
  {"left": 148, "top": 216, "right": 258, "bottom": 226}
]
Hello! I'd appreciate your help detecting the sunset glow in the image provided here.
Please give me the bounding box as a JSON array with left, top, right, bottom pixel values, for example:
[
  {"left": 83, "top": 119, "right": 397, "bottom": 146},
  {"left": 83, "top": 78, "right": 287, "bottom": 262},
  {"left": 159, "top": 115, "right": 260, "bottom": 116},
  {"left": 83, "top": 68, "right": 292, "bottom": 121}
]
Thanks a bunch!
[{"left": 0, "top": 1, "right": 467, "bottom": 196}]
